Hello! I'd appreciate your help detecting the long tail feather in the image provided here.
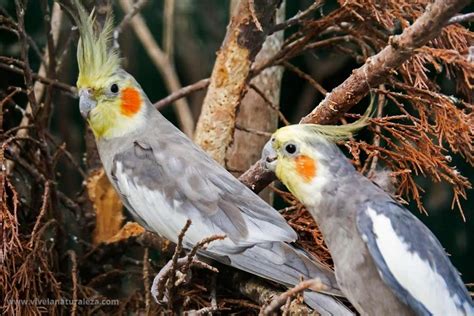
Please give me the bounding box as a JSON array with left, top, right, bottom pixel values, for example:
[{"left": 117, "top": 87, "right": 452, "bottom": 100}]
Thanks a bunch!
[{"left": 204, "top": 242, "right": 353, "bottom": 315}]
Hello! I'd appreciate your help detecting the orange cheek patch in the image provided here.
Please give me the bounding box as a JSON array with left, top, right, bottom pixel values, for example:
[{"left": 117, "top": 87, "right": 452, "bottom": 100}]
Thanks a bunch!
[
  {"left": 295, "top": 155, "right": 317, "bottom": 182},
  {"left": 120, "top": 87, "right": 141, "bottom": 116}
]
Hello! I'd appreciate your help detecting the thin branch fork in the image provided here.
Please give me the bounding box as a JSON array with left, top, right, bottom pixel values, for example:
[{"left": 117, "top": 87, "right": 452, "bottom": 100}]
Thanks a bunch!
[
  {"left": 239, "top": 0, "right": 470, "bottom": 194},
  {"left": 270, "top": 0, "right": 323, "bottom": 34},
  {"left": 113, "top": 0, "right": 148, "bottom": 46}
]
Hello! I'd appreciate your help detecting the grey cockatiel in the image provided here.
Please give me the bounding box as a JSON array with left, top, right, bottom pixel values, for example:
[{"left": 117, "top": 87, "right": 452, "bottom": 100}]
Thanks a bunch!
[
  {"left": 262, "top": 120, "right": 474, "bottom": 315},
  {"left": 74, "top": 6, "right": 351, "bottom": 314}
]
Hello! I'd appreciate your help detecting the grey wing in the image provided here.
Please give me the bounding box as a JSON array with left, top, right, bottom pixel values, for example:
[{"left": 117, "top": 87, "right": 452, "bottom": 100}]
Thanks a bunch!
[
  {"left": 356, "top": 201, "right": 473, "bottom": 315},
  {"left": 111, "top": 137, "right": 296, "bottom": 253}
]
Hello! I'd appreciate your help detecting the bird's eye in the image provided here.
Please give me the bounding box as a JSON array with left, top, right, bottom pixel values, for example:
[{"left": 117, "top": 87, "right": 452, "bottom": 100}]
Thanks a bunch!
[
  {"left": 284, "top": 143, "right": 298, "bottom": 155},
  {"left": 110, "top": 83, "right": 119, "bottom": 94}
]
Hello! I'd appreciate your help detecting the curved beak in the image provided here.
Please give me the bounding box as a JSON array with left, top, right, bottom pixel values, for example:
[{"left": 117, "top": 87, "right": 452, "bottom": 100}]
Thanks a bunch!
[
  {"left": 79, "top": 89, "right": 97, "bottom": 119},
  {"left": 261, "top": 140, "right": 277, "bottom": 172}
]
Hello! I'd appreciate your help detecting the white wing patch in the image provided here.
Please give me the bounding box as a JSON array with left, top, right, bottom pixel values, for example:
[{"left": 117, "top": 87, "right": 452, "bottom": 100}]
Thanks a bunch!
[{"left": 366, "top": 207, "right": 463, "bottom": 316}]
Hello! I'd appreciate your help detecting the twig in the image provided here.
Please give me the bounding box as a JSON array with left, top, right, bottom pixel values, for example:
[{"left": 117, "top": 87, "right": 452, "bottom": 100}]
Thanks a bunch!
[
  {"left": 0, "top": 10, "right": 45, "bottom": 64},
  {"left": 0, "top": 62, "right": 76, "bottom": 94},
  {"left": 151, "top": 223, "right": 224, "bottom": 306},
  {"left": 368, "top": 86, "right": 385, "bottom": 177},
  {"left": 270, "top": 0, "right": 322, "bottom": 34},
  {"left": 143, "top": 248, "right": 151, "bottom": 315},
  {"left": 282, "top": 297, "right": 292, "bottom": 316},
  {"left": 28, "top": 181, "right": 50, "bottom": 247},
  {"left": 282, "top": 61, "right": 327, "bottom": 96},
  {"left": 236, "top": 124, "right": 273, "bottom": 137},
  {"left": 239, "top": 0, "right": 471, "bottom": 195},
  {"left": 210, "top": 273, "right": 217, "bottom": 311},
  {"left": 261, "top": 279, "right": 327, "bottom": 315},
  {"left": 118, "top": 0, "right": 194, "bottom": 137},
  {"left": 249, "top": 0, "right": 263, "bottom": 31},
  {"left": 154, "top": 78, "right": 210, "bottom": 110},
  {"left": 249, "top": 83, "right": 290, "bottom": 125},
  {"left": 113, "top": 0, "right": 148, "bottom": 48},
  {"left": 167, "top": 220, "right": 192, "bottom": 303},
  {"left": 36, "top": 0, "right": 61, "bottom": 122},
  {"left": 182, "top": 234, "right": 226, "bottom": 274},
  {"left": 68, "top": 250, "right": 78, "bottom": 316},
  {"left": 14, "top": 0, "right": 38, "bottom": 111},
  {"left": 447, "top": 12, "right": 474, "bottom": 25},
  {"left": 230, "top": 272, "right": 314, "bottom": 314}
]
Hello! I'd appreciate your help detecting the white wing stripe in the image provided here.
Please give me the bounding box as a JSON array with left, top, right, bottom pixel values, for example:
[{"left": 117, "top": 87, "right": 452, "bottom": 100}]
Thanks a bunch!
[{"left": 366, "top": 207, "right": 463, "bottom": 316}]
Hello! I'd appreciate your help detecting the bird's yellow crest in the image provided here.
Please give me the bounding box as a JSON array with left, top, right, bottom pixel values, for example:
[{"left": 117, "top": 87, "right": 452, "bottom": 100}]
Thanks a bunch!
[
  {"left": 273, "top": 97, "right": 374, "bottom": 145},
  {"left": 267, "top": 100, "right": 374, "bottom": 200},
  {"left": 76, "top": 3, "right": 119, "bottom": 88}
]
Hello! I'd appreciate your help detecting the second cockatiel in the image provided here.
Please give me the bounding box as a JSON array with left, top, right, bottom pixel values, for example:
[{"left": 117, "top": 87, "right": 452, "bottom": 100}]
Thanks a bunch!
[
  {"left": 261, "top": 114, "right": 473, "bottom": 315},
  {"left": 74, "top": 5, "right": 351, "bottom": 314}
]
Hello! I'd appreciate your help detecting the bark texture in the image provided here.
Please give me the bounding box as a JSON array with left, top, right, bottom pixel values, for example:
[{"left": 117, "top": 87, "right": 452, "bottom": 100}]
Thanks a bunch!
[
  {"left": 225, "top": 2, "right": 285, "bottom": 201},
  {"left": 194, "top": 0, "right": 281, "bottom": 165}
]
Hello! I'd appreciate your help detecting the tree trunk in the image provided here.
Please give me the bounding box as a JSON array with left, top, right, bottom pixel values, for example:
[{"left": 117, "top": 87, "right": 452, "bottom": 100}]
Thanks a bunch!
[
  {"left": 194, "top": 0, "right": 281, "bottom": 165},
  {"left": 226, "top": 1, "right": 285, "bottom": 203}
]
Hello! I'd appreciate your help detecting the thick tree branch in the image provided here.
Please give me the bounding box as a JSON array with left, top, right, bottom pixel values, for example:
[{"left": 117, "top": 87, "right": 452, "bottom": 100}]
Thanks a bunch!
[
  {"left": 301, "top": 0, "right": 470, "bottom": 125},
  {"left": 239, "top": 0, "right": 470, "bottom": 193}
]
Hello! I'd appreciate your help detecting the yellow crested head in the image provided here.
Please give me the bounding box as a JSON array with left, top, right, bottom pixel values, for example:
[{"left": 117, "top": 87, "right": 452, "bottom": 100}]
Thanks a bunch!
[
  {"left": 74, "top": 3, "right": 148, "bottom": 140},
  {"left": 262, "top": 105, "right": 372, "bottom": 205},
  {"left": 76, "top": 5, "right": 120, "bottom": 89}
]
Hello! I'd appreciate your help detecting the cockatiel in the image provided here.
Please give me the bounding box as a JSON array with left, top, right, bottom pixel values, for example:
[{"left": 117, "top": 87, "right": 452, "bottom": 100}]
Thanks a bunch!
[
  {"left": 261, "top": 115, "right": 474, "bottom": 315},
  {"left": 73, "top": 5, "right": 352, "bottom": 315}
]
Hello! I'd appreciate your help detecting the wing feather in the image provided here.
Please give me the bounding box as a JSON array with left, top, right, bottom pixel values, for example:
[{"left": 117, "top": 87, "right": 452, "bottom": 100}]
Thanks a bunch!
[
  {"left": 357, "top": 201, "right": 473, "bottom": 315},
  {"left": 110, "top": 133, "right": 297, "bottom": 252}
]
